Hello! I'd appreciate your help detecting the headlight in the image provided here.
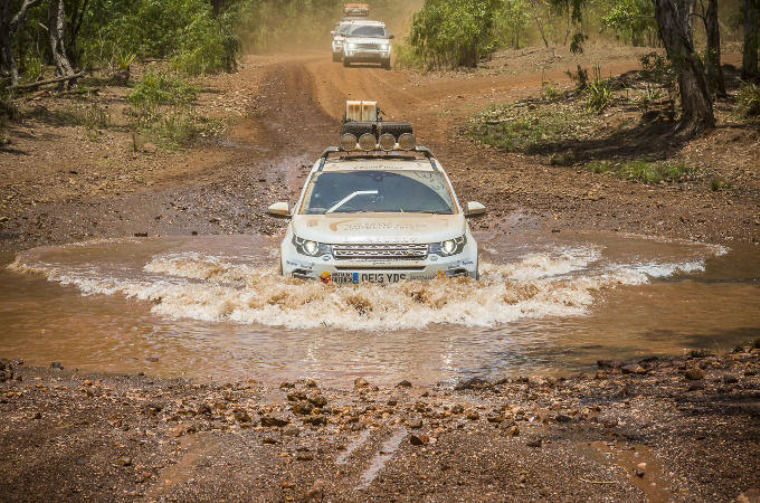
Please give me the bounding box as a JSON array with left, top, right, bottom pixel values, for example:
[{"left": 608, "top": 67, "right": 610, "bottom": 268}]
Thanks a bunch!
[
  {"left": 293, "top": 236, "right": 331, "bottom": 257},
  {"left": 430, "top": 235, "right": 467, "bottom": 256},
  {"left": 347, "top": 42, "right": 357, "bottom": 50}
]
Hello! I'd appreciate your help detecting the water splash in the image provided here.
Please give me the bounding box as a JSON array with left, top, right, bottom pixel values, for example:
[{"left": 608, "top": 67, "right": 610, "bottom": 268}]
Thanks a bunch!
[{"left": 9, "top": 242, "right": 708, "bottom": 331}]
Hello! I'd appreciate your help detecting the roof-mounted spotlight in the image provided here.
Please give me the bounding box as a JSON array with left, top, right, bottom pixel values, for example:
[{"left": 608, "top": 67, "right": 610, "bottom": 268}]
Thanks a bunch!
[
  {"left": 358, "top": 133, "right": 377, "bottom": 151},
  {"left": 398, "top": 133, "right": 416, "bottom": 151},
  {"left": 341, "top": 133, "right": 358, "bottom": 151}
]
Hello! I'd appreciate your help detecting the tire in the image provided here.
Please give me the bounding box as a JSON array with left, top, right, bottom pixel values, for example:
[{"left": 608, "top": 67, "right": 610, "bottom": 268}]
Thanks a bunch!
[
  {"left": 332, "top": 52, "right": 341, "bottom": 63},
  {"left": 343, "top": 57, "right": 351, "bottom": 67},
  {"left": 382, "top": 59, "right": 391, "bottom": 70}
]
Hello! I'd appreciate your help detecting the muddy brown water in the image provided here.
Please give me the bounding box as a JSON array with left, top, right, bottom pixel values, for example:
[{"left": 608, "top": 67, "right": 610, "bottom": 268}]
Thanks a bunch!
[{"left": 0, "top": 231, "right": 758, "bottom": 387}]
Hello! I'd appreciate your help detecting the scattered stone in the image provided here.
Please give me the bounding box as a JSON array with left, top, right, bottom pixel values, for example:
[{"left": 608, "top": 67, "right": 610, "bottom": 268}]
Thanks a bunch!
[
  {"left": 169, "top": 424, "right": 195, "bottom": 438},
  {"left": 260, "top": 416, "right": 289, "bottom": 427},
  {"left": 292, "top": 401, "right": 313, "bottom": 416},
  {"left": 410, "top": 434, "right": 430, "bottom": 446},
  {"left": 296, "top": 452, "right": 314, "bottom": 461},
  {"left": 145, "top": 356, "right": 159, "bottom": 363},
  {"left": 526, "top": 438, "right": 542, "bottom": 448},
  {"left": 387, "top": 398, "right": 398, "bottom": 407},
  {"left": 133, "top": 232, "right": 148, "bottom": 238},
  {"left": 602, "top": 416, "right": 619, "bottom": 428},
  {"left": 283, "top": 426, "right": 301, "bottom": 437},
  {"left": 555, "top": 414, "right": 572, "bottom": 423},
  {"left": 723, "top": 374, "right": 739, "bottom": 384},
  {"left": 597, "top": 360, "right": 623, "bottom": 369},
  {"left": 621, "top": 364, "right": 645, "bottom": 375},
  {"left": 466, "top": 410, "right": 480, "bottom": 421},
  {"left": 50, "top": 362, "right": 64, "bottom": 370},
  {"left": 354, "top": 377, "right": 370, "bottom": 389},
  {"left": 408, "top": 418, "right": 423, "bottom": 429},
  {"left": 233, "top": 408, "right": 252, "bottom": 423},
  {"left": 397, "top": 380, "right": 413, "bottom": 388},
  {"left": 307, "top": 394, "right": 327, "bottom": 408},
  {"left": 736, "top": 488, "right": 760, "bottom": 503},
  {"left": 506, "top": 425, "right": 520, "bottom": 437},
  {"left": 454, "top": 377, "right": 492, "bottom": 391},
  {"left": 303, "top": 480, "right": 324, "bottom": 501},
  {"left": 303, "top": 415, "right": 327, "bottom": 427},
  {"left": 118, "top": 457, "right": 132, "bottom": 467},
  {"left": 684, "top": 368, "right": 704, "bottom": 380}
]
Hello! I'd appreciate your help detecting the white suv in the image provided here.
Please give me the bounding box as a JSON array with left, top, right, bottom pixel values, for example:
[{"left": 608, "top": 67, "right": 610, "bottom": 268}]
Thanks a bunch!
[
  {"left": 331, "top": 21, "right": 353, "bottom": 62},
  {"left": 341, "top": 20, "right": 393, "bottom": 69},
  {"left": 267, "top": 103, "right": 485, "bottom": 284}
]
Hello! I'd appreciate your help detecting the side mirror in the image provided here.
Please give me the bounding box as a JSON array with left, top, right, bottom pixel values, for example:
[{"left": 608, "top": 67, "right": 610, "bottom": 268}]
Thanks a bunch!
[
  {"left": 465, "top": 201, "right": 486, "bottom": 217},
  {"left": 267, "top": 202, "right": 291, "bottom": 218},
  {"left": 331, "top": 31, "right": 335, "bottom": 36}
]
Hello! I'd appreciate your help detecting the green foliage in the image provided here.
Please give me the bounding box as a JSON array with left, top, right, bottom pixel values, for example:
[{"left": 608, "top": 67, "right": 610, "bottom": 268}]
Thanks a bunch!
[
  {"left": 495, "top": 0, "right": 531, "bottom": 49},
  {"left": 128, "top": 71, "right": 200, "bottom": 120},
  {"left": 737, "top": 81, "right": 760, "bottom": 118},
  {"left": 409, "top": 0, "right": 502, "bottom": 69},
  {"left": 542, "top": 82, "right": 561, "bottom": 102},
  {"left": 601, "top": 0, "right": 657, "bottom": 46},
  {"left": 710, "top": 177, "right": 732, "bottom": 191},
  {"left": 585, "top": 68, "right": 614, "bottom": 113},
  {"left": 468, "top": 102, "right": 595, "bottom": 152},
  {"left": 585, "top": 160, "right": 698, "bottom": 184}
]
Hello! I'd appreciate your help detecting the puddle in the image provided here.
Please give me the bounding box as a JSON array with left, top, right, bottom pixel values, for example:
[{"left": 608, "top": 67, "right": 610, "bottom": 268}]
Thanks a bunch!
[{"left": 1, "top": 231, "right": 758, "bottom": 386}]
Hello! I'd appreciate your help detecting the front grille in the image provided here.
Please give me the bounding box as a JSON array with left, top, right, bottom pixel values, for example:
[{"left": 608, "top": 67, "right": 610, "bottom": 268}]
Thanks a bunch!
[
  {"left": 355, "top": 43, "right": 381, "bottom": 50},
  {"left": 333, "top": 244, "right": 428, "bottom": 260}
]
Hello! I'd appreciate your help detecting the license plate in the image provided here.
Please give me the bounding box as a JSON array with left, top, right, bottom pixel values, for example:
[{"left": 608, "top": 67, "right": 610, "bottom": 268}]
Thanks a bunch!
[{"left": 331, "top": 272, "right": 408, "bottom": 285}]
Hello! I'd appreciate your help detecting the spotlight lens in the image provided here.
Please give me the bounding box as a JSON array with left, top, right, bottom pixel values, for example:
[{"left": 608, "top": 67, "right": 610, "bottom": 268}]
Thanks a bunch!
[
  {"left": 378, "top": 133, "right": 396, "bottom": 151},
  {"left": 358, "top": 133, "right": 377, "bottom": 151},
  {"left": 341, "top": 133, "right": 357, "bottom": 151},
  {"left": 398, "top": 133, "right": 416, "bottom": 151}
]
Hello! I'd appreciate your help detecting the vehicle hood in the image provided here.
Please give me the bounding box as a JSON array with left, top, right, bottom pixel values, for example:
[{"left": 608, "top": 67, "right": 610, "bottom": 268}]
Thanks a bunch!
[
  {"left": 344, "top": 36, "right": 390, "bottom": 46},
  {"left": 292, "top": 213, "right": 465, "bottom": 244}
]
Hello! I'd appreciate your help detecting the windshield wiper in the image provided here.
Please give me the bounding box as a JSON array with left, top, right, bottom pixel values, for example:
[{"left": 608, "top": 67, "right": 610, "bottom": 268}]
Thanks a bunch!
[{"left": 326, "top": 190, "right": 378, "bottom": 214}]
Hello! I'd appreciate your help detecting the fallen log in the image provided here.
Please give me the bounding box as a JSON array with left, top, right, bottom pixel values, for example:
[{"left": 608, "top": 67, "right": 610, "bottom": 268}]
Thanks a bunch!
[{"left": 9, "top": 71, "right": 85, "bottom": 90}]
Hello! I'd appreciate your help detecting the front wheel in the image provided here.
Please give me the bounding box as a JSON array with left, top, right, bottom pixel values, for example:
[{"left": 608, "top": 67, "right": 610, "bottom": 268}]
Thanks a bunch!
[
  {"left": 343, "top": 57, "right": 351, "bottom": 67},
  {"left": 382, "top": 59, "right": 391, "bottom": 70}
]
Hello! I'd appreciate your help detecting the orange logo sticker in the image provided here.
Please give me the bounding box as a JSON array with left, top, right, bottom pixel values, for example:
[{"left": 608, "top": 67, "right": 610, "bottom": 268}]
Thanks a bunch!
[{"left": 320, "top": 271, "right": 332, "bottom": 284}]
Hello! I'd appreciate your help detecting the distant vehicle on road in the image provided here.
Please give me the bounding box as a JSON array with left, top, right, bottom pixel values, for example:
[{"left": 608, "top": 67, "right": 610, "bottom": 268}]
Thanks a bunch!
[
  {"left": 340, "top": 20, "right": 393, "bottom": 69},
  {"left": 267, "top": 101, "right": 485, "bottom": 284},
  {"left": 343, "top": 2, "right": 370, "bottom": 17},
  {"left": 331, "top": 20, "right": 355, "bottom": 62}
]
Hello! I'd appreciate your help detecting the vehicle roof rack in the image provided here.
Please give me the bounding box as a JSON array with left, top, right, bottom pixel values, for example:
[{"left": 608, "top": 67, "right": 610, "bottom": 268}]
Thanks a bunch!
[{"left": 318, "top": 146, "right": 437, "bottom": 172}]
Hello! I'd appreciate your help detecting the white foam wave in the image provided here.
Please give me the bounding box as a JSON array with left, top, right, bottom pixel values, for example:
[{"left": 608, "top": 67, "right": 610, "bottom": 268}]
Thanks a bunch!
[{"left": 8, "top": 245, "right": 712, "bottom": 331}]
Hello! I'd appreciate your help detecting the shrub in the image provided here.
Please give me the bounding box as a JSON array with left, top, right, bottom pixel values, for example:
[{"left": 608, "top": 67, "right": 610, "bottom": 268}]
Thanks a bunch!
[
  {"left": 409, "top": 0, "right": 502, "bottom": 69},
  {"left": 128, "top": 71, "right": 199, "bottom": 120},
  {"left": 585, "top": 67, "right": 614, "bottom": 114},
  {"left": 584, "top": 159, "right": 698, "bottom": 184},
  {"left": 737, "top": 81, "right": 760, "bottom": 119}
]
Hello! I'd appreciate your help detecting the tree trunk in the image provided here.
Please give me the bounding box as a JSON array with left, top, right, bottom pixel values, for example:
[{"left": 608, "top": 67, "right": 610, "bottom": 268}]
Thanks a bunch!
[
  {"left": 743, "top": 0, "right": 759, "bottom": 78},
  {"left": 48, "top": 0, "right": 75, "bottom": 85},
  {"left": 654, "top": 0, "right": 715, "bottom": 135},
  {"left": 1, "top": 0, "right": 44, "bottom": 86},
  {"left": 529, "top": 0, "right": 550, "bottom": 48},
  {"left": 703, "top": 0, "right": 726, "bottom": 96}
]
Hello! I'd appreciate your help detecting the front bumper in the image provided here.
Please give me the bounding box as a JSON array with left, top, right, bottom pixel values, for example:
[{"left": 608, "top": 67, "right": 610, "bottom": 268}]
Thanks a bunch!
[
  {"left": 281, "top": 237, "right": 478, "bottom": 283},
  {"left": 343, "top": 48, "right": 391, "bottom": 62}
]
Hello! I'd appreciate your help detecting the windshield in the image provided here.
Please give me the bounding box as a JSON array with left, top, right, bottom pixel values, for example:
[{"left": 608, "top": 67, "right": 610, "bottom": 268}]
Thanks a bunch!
[
  {"left": 302, "top": 170, "right": 455, "bottom": 215},
  {"left": 349, "top": 25, "right": 387, "bottom": 38}
]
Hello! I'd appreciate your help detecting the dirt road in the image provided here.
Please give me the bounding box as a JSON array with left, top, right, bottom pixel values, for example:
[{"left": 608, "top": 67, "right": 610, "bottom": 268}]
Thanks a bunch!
[{"left": 2, "top": 49, "right": 758, "bottom": 254}]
